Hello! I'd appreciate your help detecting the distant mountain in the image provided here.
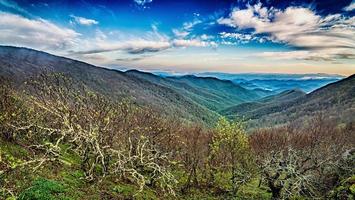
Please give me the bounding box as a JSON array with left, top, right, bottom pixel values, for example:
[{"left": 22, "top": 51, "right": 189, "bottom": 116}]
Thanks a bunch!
[
  {"left": 0, "top": 46, "right": 264, "bottom": 125},
  {"left": 192, "top": 72, "right": 344, "bottom": 93},
  {"left": 125, "top": 70, "right": 266, "bottom": 112},
  {"left": 233, "top": 78, "right": 343, "bottom": 93},
  {"left": 195, "top": 72, "right": 344, "bottom": 80},
  {"left": 222, "top": 89, "right": 306, "bottom": 118},
  {"left": 225, "top": 75, "right": 355, "bottom": 129},
  {"left": 167, "top": 75, "right": 263, "bottom": 110}
]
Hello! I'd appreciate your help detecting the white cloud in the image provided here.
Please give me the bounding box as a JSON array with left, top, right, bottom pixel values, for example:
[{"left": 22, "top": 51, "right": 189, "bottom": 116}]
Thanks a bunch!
[
  {"left": 218, "top": 3, "right": 355, "bottom": 61},
  {"left": 200, "top": 34, "right": 213, "bottom": 40},
  {"left": 73, "top": 24, "right": 216, "bottom": 56},
  {"left": 256, "top": 51, "right": 317, "bottom": 60},
  {"left": 74, "top": 37, "right": 217, "bottom": 56},
  {"left": 172, "top": 18, "right": 202, "bottom": 39},
  {"left": 71, "top": 27, "right": 171, "bottom": 55},
  {"left": 122, "top": 40, "right": 171, "bottom": 54},
  {"left": 134, "top": 0, "right": 153, "bottom": 6},
  {"left": 343, "top": 1, "right": 355, "bottom": 11},
  {"left": 172, "top": 29, "right": 189, "bottom": 38},
  {"left": 219, "top": 32, "right": 266, "bottom": 44},
  {"left": 172, "top": 39, "right": 208, "bottom": 48},
  {"left": 0, "top": 12, "right": 80, "bottom": 50},
  {"left": 256, "top": 48, "right": 355, "bottom": 61},
  {"left": 183, "top": 19, "right": 202, "bottom": 30},
  {"left": 73, "top": 37, "right": 170, "bottom": 55},
  {"left": 0, "top": 10, "right": 216, "bottom": 64},
  {"left": 70, "top": 15, "right": 98, "bottom": 26}
]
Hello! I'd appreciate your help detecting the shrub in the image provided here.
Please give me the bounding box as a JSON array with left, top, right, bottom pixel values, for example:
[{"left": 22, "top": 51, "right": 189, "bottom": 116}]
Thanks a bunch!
[
  {"left": 18, "top": 178, "right": 71, "bottom": 200},
  {"left": 209, "top": 117, "right": 255, "bottom": 195},
  {"left": 328, "top": 175, "right": 355, "bottom": 199}
]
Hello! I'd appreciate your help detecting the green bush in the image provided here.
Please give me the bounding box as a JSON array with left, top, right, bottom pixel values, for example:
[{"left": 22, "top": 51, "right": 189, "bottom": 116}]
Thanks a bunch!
[
  {"left": 328, "top": 175, "right": 355, "bottom": 200},
  {"left": 18, "top": 178, "right": 72, "bottom": 200}
]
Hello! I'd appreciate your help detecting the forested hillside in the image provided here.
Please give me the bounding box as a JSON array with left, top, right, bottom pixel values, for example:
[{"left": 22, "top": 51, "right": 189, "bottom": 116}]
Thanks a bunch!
[
  {"left": 0, "top": 46, "right": 268, "bottom": 125},
  {"left": 0, "top": 46, "right": 354, "bottom": 200},
  {"left": 126, "top": 70, "right": 264, "bottom": 112},
  {"left": 222, "top": 89, "right": 306, "bottom": 118},
  {"left": 226, "top": 75, "right": 355, "bottom": 129}
]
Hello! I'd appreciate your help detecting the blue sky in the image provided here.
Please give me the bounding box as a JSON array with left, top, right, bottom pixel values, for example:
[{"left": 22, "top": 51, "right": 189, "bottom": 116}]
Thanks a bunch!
[{"left": 0, "top": 0, "right": 354, "bottom": 75}]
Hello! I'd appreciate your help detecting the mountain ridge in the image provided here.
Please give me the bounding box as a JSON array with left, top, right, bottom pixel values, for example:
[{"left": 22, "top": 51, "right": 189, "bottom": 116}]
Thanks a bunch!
[
  {"left": 1, "top": 45, "right": 352, "bottom": 129},
  {"left": 0, "top": 46, "right": 263, "bottom": 125},
  {"left": 226, "top": 74, "right": 355, "bottom": 128}
]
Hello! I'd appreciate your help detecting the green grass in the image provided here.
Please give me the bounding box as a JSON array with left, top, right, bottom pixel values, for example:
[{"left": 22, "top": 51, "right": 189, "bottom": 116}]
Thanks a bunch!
[
  {"left": 113, "top": 183, "right": 158, "bottom": 200},
  {"left": 18, "top": 178, "right": 72, "bottom": 200},
  {"left": 236, "top": 179, "right": 271, "bottom": 200}
]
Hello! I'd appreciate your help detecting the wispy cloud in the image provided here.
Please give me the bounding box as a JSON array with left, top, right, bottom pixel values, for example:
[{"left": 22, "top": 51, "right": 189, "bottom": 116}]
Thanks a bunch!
[
  {"left": 0, "top": 9, "right": 216, "bottom": 59},
  {"left": 116, "top": 56, "right": 149, "bottom": 62},
  {"left": 0, "top": 0, "right": 31, "bottom": 16},
  {"left": 218, "top": 3, "right": 355, "bottom": 61},
  {"left": 72, "top": 40, "right": 171, "bottom": 55},
  {"left": 172, "top": 39, "right": 216, "bottom": 48},
  {"left": 255, "top": 49, "right": 355, "bottom": 62},
  {"left": 134, "top": 0, "right": 152, "bottom": 5},
  {"left": 172, "top": 29, "right": 189, "bottom": 38},
  {"left": 0, "top": 12, "right": 80, "bottom": 50},
  {"left": 70, "top": 15, "right": 98, "bottom": 26},
  {"left": 133, "top": 0, "right": 153, "bottom": 8},
  {"left": 172, "top": 18, "right": 202, "bottom": 39},
  {"left": 72, "top": 36, "right": 217, "bottom": 55},
  {"left": 71, "top": 26, "right": 171, "bottom": 55},
  {"left": 71, "top": 24, "right": 217, "bottom": 56},
  {"left": 343, "top": 1, "right": 355, "bottom": 11},
  {"left": 219, "top": 32, "right": 266, "bottom": 44}
]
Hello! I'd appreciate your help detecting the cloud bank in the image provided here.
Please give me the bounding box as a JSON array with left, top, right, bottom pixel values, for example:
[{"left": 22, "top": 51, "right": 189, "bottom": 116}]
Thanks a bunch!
[{"left": 218, "top": 3, "right": 355, "bottom": 61}]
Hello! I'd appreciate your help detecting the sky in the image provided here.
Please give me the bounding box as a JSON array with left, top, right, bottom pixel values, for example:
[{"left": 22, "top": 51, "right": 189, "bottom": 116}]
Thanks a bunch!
[{"left": 0, "top": 0, "right": 354, "bottom": 75}]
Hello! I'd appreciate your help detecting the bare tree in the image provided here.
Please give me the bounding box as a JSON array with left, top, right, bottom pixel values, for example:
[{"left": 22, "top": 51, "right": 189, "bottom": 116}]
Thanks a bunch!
[
  {"left": 8, "top": 72, "right": 178, "bottom": 195},
  {"left": 251, "top": 114, "right": 354, "bottom": 199}
]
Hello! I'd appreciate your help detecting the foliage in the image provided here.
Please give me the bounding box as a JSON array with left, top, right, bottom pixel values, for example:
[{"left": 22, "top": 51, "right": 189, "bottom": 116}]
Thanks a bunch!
[
  {"left": 18, "top": 178, "right": 71, "bottom": 200},
  {"left": 113, "top": 183, "right": 158, "bottom": 200},
  {"left": 328, "top": 175, "right": 355, "bottom": 200},
  {"left": 209, "top": 117, "right": 255, "bottom": 195}
]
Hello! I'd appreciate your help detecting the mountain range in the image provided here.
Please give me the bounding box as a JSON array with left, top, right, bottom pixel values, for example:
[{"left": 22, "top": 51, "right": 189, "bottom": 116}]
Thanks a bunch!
[
  {"left": 223, "top": 75, "right": 355, "bottom": 128},
  {"left": 0, "top": 46, "right": 267, "bottom": 125},
  {"left": 155, "top": 71, "right": 344, "bottom": 93},
  {"left": 0, "top": 46, "right": 353, "bottom": 128}
]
